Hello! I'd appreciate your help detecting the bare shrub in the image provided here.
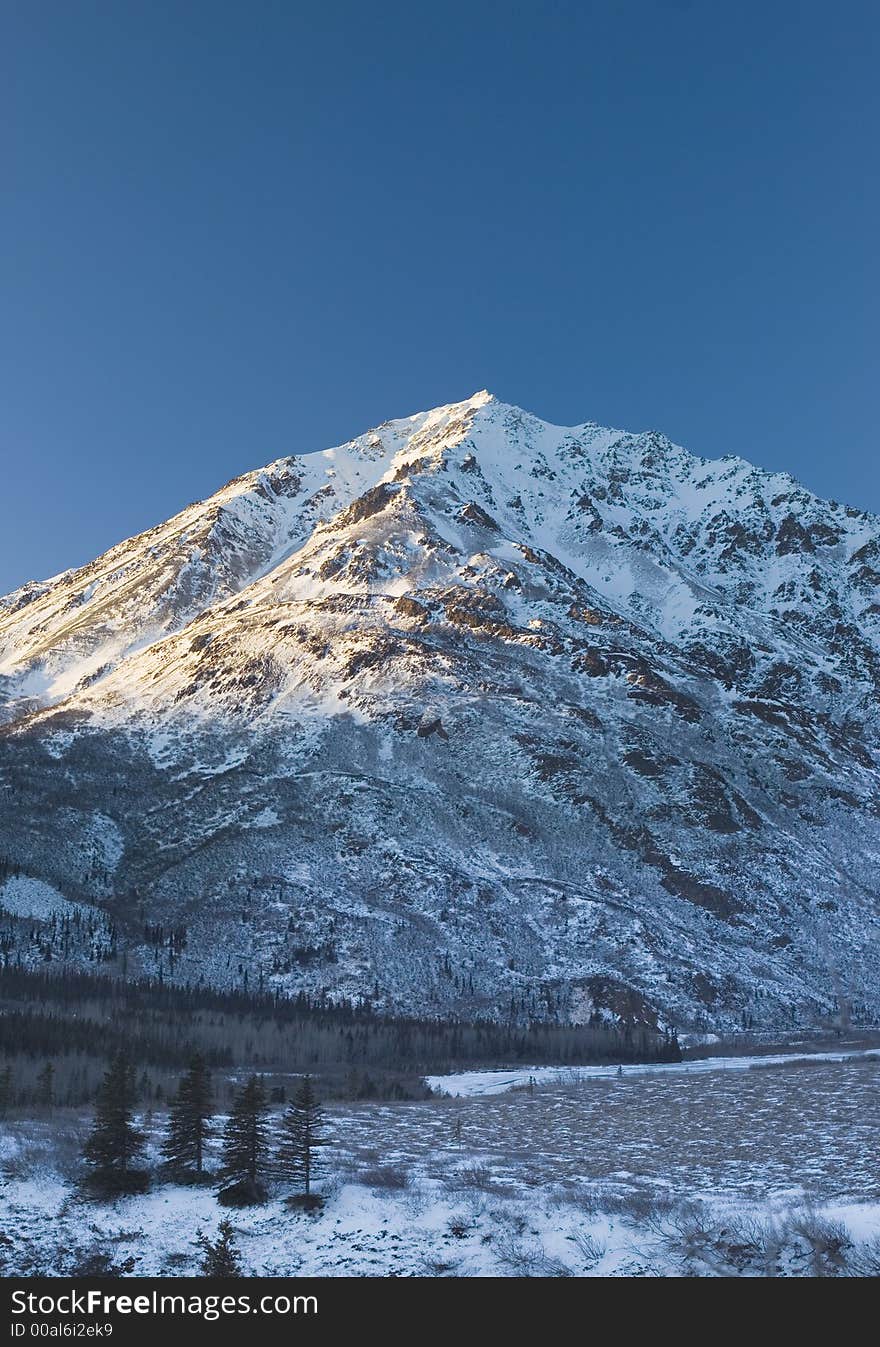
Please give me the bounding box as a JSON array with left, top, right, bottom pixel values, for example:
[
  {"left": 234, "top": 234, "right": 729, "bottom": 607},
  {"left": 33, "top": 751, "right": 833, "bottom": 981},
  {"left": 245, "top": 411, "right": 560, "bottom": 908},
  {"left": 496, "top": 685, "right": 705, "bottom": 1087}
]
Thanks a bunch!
[
  {"left": 549, "top": 1182, "right": 602, "bottom": 1215},
  {"left": 567, "top": 1228, "right": 606, "bottom": 1270},
  {"left": 788, "top": 1211, "right": 853, "bottom": 1276},
  {"left": 489, "top": 1207, "right": 528, "bottom": 1236},
  {"left": 713, "top": 1216, "right": 767, "bottom": 1274},
  {"left": 447, "top": 1215, "right": 473, "bottom": 1240},
  {"left": 648, "top": 1202, "right": 734, "bottom": 1275},
  {"left": 539, "top": 1257, "right": 572, "bottom": 1277},
  {"left": 758, "top": 1219, "right": 786, "bottom": 1277},
  {"left": 667, "top": 1205, "right": 722, "bottom": 1268},
  {"left": 401, "top": 1179, "right": 429, "bottom": 1216},
  {"left": 161, "top": 1251, "right": 193, "bottom": 1270},
  {"left": 493, "top": 1231, "right": 571, "bottom": 1277},
  {"left": 2, "top": 1141, "right": 48, "bottom": 1181},
  {"left": 421, "top": 1256, "right": 462, "bottom": 1276},
  {"left": 66, "top": 1247, "right": 138, "bottom": 1277},
  {"left": 44, "top": 1125, "right": 89, "bottom": 1181},
  {"left": 643, "top": 1203, "right": 863, "bottom": 1278},
  {"left": 847, "top": 1236, "right": 880, "bottom": 1277},
  {"left": 606, "top": 1188, "right": 676, "bottom": 1222},
  {"left": 0, "top": 1122, "right": 88, "bottom": 1183},
  {"left": 446, "top": 1162, "right": 494, "bottom": 1191},
  {"left": 357, "top": 1164, "right": 409, "bottom": 1190}
]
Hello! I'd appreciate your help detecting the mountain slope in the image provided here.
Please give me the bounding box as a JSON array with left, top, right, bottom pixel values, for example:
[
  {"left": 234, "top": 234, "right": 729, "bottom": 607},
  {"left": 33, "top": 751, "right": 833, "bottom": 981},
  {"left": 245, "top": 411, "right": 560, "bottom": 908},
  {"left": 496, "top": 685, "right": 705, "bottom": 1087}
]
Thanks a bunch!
[
  {"left": 0, "top": 402, "right": 441, "bottom": 722},
  {"left": 1, "top": 392, "right": 878, "bottom": 1030}
]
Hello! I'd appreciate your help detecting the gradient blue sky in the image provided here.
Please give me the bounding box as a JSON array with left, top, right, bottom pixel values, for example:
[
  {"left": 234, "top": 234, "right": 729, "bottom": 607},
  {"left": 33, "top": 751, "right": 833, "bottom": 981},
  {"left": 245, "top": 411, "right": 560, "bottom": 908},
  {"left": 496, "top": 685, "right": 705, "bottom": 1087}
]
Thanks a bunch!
[{"left": 1, "top": 1, "right": 878, "bottom": 592}]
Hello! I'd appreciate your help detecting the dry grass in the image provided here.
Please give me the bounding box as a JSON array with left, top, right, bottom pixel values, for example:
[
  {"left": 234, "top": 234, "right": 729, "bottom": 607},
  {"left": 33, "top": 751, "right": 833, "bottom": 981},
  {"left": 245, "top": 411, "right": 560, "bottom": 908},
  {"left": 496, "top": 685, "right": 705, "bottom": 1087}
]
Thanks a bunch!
[
  {"left": 356, "top": 1164, "right": 410, "bottom": 1190},
  {"left": 330, "top": 1055, "right": 880, "bottom": 1207},
  {"left": 2, "top": 1051, "right": 879, "bottom": 1278}
]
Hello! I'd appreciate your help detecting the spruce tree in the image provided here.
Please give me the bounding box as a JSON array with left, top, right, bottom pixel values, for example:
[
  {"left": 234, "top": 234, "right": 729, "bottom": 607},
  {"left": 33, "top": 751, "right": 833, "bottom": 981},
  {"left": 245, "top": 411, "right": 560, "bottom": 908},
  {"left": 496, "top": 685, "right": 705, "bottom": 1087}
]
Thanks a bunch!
[
  {"left": 218, "top": 1075, "right": 269, "bottom": 1200},
  {"left": 36, "top": 1061, "right": 54, "bottom": 1111},
  {"left": 277, "top": 1075, "right": 326, "bottom": 1200},
  {"left": 83, "top": 1054, "right": 146, "bottom": 1192},
  {"left": 196, "top": 1219, "right": 242, "bottom": 1277},
  {"left": 0, "top": 1064, "right": 13, "bottom": 1118},
  {"left": 162, "top": 1053, "right": 214, "bottom": 1176}
]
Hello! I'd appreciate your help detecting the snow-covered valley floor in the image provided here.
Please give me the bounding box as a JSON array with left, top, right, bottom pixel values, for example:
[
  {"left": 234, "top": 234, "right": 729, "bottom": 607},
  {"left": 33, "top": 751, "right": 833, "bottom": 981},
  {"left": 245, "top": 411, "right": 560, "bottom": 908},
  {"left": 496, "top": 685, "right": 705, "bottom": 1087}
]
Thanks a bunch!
[
  {"left": 425, "top": 1044, "right": 880, "bottom": 1096},
  {"left": 2, "top": 1051, "right": 879, "bottom": 1277}
]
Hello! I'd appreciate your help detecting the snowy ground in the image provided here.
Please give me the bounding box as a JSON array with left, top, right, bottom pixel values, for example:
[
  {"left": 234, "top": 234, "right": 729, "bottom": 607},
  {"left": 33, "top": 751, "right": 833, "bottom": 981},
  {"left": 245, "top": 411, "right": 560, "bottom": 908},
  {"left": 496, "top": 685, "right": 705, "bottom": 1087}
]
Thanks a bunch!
[
  {"left": 0, "top": 874, "right": 87, "bottom": 920},
  {"left": 425, "top": 1044, "right": 880, "bottom": 1096},
  {"left": 2, "top": 1050, "right": 879, "bottom": 1277}
]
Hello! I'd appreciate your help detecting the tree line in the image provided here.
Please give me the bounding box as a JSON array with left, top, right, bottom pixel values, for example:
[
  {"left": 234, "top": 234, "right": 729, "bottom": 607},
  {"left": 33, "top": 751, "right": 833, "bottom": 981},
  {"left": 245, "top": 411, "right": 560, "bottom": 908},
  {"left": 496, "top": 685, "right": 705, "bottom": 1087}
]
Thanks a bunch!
[{"left": 0, "top": 966, "right": 680, "bottom": 1108}]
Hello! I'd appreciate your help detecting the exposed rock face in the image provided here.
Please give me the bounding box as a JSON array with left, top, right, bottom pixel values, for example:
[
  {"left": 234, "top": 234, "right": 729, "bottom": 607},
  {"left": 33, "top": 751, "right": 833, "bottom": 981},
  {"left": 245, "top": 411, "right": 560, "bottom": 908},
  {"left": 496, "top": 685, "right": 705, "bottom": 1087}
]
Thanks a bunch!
[{"left": 0, "top": 390, "right": 878, "bottom": 1029}]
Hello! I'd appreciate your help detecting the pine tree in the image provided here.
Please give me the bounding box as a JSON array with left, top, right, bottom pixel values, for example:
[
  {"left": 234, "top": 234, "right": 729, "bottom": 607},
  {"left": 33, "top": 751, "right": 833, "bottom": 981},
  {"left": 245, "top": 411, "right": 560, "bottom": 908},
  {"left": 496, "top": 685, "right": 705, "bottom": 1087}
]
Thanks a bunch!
[
  {"left": 162, "top": 1053, "right": 214, "bottom": 1176},
  {"left": 83, "top": 1054, "right": 146, "bottom": 1191},
  {"left": 196, "top": 1219, "right": 242, "bottom": 1277},
  {"left": 277, "top": 1075, "right": 326, "bottom": 1200},
  {"left": 218, "top": 1075, "right": 269, "bottom": 1200}
]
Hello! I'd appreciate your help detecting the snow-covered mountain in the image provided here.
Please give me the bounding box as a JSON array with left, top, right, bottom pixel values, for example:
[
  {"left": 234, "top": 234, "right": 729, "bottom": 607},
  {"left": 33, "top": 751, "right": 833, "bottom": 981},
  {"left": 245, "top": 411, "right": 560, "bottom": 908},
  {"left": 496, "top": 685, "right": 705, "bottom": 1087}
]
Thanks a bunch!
[{"left": 2, "top": 391, "right": 879, "bottom": 1029}]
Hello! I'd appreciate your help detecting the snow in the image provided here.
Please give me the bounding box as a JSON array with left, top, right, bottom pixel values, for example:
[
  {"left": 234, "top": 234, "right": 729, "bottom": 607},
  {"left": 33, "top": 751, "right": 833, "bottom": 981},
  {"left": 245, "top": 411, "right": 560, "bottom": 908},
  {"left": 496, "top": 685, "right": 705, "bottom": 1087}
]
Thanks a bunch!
[
  {"left": 4, "top": 388, "right": 876, "bottom": 734},
  {"left": 0, "top": 1168, "right": 635, "bottom": 1277},
  {"left": 426, "top": 1046, "right": 880, "bottom": 1097},
  {"left": 0, "top": 875, "right": 86, "bottom": 920},
  {"left": 3, "top": 1046, "right": 880, "bottom": 1276},
  {"left": 1, "top": 389, "right": 879, "bottom": 1026},
  {"left": 2, "top": 1159, "right": 876, "bottom": 1278},
  {"left": 249, "top": 808, "right": 279, "bottom": 829}
]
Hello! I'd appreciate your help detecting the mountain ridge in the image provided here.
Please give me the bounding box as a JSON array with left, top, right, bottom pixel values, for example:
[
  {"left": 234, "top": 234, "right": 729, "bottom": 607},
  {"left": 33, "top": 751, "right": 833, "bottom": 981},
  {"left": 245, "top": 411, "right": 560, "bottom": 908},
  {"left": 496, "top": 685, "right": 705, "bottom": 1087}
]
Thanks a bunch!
[{"left": 1, "top": 392, "right": 878, "bottom": 1031}]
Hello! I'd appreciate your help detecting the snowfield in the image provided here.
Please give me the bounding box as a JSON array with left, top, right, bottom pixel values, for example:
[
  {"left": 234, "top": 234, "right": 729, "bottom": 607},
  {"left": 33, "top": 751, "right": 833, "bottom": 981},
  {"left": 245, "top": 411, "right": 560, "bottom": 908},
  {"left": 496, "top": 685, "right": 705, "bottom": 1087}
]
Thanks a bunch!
[{"left": 2, "top": 1050, "right": 879, "bottom": 1277}]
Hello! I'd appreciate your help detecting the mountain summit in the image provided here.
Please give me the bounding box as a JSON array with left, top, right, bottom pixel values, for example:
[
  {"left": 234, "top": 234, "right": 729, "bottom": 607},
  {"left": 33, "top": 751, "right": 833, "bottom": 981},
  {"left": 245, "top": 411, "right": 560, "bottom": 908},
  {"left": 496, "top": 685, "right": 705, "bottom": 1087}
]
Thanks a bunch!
[{"left": 1, "top": 394, "right": 878, "bottom": 1029}]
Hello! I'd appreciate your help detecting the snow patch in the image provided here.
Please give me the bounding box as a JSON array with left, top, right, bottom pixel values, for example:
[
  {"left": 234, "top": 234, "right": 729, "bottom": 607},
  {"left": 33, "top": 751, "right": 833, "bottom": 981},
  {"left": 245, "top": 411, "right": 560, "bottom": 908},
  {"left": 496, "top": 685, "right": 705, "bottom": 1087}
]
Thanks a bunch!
[{"left": 0, "top": 876, "right": 87, "bottom": 921}]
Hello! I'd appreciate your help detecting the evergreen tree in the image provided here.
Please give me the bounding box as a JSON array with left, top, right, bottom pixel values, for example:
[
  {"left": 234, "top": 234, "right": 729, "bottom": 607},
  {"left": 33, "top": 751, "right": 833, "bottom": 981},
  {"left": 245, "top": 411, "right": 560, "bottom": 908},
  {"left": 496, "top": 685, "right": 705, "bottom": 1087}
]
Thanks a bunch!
[
  {"left": 83, "top": 1054, "right": 146, "bottom": 1188},
  {"left": 219, "top": 1075, "right": 269, "bottom": 1187},
  {"left": 196, "top": 1219, "right": 242, "bottom": 1277},
  {"left": 36, "top": 1060, "right": 54, "bottom": 1110},
  {"left": 277, "top": 1075, "right": 326, "bottom": 1199},
  {"left": 0, "top": 1064, "right": 12, "bottom": 1117},
  {"left": 162, "top": 1053, "right": 214, "bottom": 1175}
]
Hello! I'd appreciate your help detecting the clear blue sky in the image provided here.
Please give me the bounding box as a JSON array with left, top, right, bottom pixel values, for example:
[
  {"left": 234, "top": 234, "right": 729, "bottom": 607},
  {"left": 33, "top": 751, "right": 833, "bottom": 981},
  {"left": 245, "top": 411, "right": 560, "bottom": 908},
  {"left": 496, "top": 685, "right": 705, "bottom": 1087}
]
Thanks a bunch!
[{"left": 1, "top": 1, "right": 878, "bottom": 592}]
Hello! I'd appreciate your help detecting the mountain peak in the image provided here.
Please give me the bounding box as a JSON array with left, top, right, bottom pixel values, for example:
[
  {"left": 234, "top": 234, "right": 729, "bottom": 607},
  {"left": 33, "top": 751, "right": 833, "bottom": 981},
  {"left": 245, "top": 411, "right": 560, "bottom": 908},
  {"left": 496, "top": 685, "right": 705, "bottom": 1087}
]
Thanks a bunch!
[{"left": 1, "top": 390, "right": 879, "bottom": 1030}]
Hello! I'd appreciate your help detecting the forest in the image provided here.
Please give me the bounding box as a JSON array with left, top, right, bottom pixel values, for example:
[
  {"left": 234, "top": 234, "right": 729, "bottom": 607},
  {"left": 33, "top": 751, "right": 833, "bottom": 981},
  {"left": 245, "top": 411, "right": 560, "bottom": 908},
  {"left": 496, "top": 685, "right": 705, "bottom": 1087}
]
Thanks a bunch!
[{"left": 0, "top": 965, "right": 680, "bottom": 1108}]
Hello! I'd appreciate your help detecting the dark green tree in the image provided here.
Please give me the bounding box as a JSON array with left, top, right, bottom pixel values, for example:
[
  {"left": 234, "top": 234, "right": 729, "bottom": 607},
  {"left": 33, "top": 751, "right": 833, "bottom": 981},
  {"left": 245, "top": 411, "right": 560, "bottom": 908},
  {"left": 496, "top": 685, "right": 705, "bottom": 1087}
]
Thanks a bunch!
[
  {"left": 83, "top": 1054, "right": 146, "bottom": 1190},
  {"left": 219, "top": 1075, "right": 269, "bottom": 1186},
  {"left": 277, "top": 1075, "right": 326, "bottom": 1199},
  {"left": 162, "top": 1053, "right": 214, "bottom": 1175},
  {"left": 196, "top": 1219, "right": 242, "bottom": 1277},
  {"left": 36, "top": 1060, "right": 54, "bottom": 1110},
  {"left": 0, "top": 1064, "right": 13, "bottom": 1117}
]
